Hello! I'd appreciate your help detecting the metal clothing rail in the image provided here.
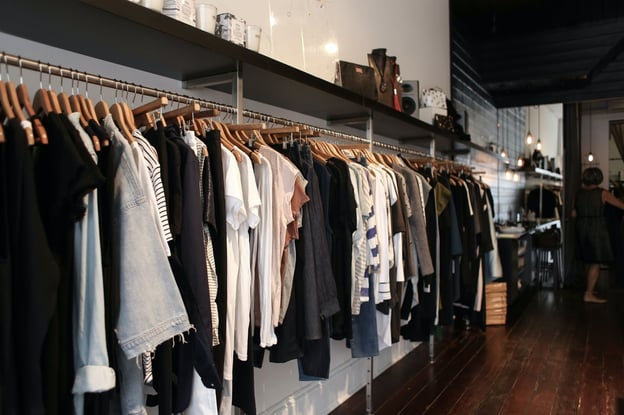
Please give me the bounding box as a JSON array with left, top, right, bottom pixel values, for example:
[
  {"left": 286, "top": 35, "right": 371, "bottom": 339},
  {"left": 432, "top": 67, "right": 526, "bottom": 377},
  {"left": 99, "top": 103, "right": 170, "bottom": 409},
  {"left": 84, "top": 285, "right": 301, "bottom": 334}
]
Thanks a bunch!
[{"left": 1, "top": 51, "right": 440, "bottom": 158}]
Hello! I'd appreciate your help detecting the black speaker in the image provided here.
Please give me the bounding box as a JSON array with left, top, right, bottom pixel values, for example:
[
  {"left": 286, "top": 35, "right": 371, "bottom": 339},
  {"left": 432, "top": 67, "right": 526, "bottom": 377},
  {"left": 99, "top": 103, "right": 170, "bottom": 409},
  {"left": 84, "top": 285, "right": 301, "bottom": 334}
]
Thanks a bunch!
[{"left": 401, "top": 80, "right": 419, "bottom": 117}]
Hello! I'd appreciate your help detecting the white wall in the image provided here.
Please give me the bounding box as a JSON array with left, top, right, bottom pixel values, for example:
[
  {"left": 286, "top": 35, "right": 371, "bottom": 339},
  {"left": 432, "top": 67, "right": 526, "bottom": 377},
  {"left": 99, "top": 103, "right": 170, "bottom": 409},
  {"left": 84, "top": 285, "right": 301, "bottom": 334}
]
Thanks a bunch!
[{"left": 205, "top": 0, "right": 450, "bottom": 94}]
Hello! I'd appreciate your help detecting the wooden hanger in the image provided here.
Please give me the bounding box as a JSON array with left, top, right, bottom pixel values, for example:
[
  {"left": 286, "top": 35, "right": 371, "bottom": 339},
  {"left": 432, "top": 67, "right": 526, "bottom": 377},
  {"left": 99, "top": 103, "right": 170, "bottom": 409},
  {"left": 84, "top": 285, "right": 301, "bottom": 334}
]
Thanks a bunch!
[
  {"left": 111, "top": 103, "right": 134, "bottom": 143},
  {"left": 95, "top": 99, "right": 110, "bottom": 120},
  {"left": 16, "top": 83, "right": 48, "bottom": 144},
  {"left": 133, "top": 96, "right": 167, "bottom": 129},
  {"left": 163, "top": 102, "right": 201, "bottom": 122},
  {"left": 58, "top": 90, "right": 72, "bottom": 114},
  {"left": 226, "top": 122, "right": 267, "bottom": 131},
  {"left": 0, "top": 81, "right": 12, "bottom": 144},
  {"left": 5, "top": 80, "right": 34, "bottom": 145},
  {"left": 0, "top": 81, "right": 16, "bottom": 121},
  {"left": 94, "top": 77, "right": 110, "bottom": 120},
  {"left": 233, "top": 129, "right": 261, "bottom": 164},
  {"left": 194, "top": 108, "right": 219, "bottom": 119},
  {"left": 133, "top": 96, "right": 168, "bottom": 117},
  {"left": 259, "top": 126, "right": 300, "bottom": 135},
  {"left": 212, "top": 121, "right": 242, "bottom": 162},
  {"left": 33, "top": 86, "right": 53, "bottom": 115}
]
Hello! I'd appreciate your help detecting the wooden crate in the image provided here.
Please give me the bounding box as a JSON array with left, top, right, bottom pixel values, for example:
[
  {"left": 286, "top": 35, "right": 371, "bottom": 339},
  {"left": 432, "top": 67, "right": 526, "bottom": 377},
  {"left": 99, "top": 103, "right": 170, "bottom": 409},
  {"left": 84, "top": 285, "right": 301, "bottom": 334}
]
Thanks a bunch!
[{"left": 485, "top": 282, "right": 507, "bottom": 326}]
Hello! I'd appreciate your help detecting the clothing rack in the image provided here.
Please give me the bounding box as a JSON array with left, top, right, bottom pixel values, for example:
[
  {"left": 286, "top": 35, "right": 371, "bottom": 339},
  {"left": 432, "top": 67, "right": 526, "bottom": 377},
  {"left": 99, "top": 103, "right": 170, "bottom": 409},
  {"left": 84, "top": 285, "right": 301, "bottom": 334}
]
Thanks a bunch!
[
  {"left": 1, "top": 51, "right": 444, "bottom": 161},
  {"left": 3, "top": 50, "right": 456, "bottom": 414}
]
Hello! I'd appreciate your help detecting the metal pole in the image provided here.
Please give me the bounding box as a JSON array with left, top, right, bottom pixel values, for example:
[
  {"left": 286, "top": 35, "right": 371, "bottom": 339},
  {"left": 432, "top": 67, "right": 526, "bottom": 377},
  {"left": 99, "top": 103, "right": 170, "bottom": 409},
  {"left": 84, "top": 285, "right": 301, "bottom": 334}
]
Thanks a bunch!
[
  {"left": 233, "top": 60, "right": 243, "bottom": 124},
  {"left": 366, "top": 112, "right": 374, "bottom": 415}
]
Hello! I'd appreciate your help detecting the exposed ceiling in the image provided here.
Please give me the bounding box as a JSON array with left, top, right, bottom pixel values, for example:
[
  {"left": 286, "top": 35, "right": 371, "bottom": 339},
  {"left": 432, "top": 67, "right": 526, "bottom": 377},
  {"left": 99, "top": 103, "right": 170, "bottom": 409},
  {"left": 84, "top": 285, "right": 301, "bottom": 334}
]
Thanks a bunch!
[{"left": 451, "top": 0, "right": 624, "bottom": 107}]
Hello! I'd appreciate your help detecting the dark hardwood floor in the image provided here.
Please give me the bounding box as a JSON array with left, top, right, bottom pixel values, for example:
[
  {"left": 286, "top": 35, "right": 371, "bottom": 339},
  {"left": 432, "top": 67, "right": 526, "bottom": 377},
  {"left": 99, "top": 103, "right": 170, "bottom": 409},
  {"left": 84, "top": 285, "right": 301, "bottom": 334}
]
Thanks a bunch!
[{"left": 331, "top": 286, "right": 624, "bottom": 415}]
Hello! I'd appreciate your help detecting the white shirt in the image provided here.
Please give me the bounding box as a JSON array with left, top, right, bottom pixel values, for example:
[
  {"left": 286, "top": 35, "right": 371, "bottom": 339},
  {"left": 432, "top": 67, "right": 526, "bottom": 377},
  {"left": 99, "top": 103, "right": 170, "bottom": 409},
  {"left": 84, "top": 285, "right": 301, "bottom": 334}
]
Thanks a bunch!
[
  {"left": 220, "top": 145, "right": 246, "bottom": 381},
  {"left": 258, "top": 146, "right": 299, "bottom": 328},
  {"left": 252, "top": 153, "right": 277, "bottom": 347},
  {"left": 219, "top": 145, "right": 246, "bottom": 415},
  {"left": 232, "top": 148, "right": 261, "bottom": 361}
]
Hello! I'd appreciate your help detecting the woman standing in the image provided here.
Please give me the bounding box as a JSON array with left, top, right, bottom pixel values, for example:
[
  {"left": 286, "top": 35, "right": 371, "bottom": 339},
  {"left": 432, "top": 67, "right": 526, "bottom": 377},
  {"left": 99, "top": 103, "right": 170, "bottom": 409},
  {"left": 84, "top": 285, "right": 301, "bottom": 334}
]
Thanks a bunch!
[{"left": 573, "top": 167, "right": 624, "bottom": 303}]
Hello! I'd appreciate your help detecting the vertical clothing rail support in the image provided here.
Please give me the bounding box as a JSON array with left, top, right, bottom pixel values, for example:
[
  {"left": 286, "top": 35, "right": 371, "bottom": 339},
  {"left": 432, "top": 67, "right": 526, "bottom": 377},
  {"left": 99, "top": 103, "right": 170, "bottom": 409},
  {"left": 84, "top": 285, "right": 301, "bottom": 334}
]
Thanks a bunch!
[
  {"left": 366, "top": 112, "right": 374, "bottom": 415},
  {"left": 233, "top": 60, "right": 244, "bottom": 123}
]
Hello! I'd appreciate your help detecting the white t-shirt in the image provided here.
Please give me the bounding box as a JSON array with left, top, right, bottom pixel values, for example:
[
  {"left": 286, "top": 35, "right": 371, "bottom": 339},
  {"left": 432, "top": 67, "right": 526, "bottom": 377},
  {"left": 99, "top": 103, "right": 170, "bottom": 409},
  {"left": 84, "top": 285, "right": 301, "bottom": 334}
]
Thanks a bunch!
[
  {"left": 252, "top": 153, "right": 277, "bottom": 347},
  {"left": 220, "top": 145, "right": 246, "bottom": 382},
  {"left": 232, "top": 148, "right": 261, "bottom": 361},
  {"left": 258, "top": 146, "right": 299, "bottom": 328}
]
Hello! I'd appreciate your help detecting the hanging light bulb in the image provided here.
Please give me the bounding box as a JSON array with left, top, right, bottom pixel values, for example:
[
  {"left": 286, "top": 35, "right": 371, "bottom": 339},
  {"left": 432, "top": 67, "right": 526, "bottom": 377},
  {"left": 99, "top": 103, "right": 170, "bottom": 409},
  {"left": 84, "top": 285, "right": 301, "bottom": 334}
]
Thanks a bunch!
[
  {"left": 513, "top": 171, "right": 520, "bottom": 182},
  {"left": 500, "top": 147, "right": 507, "bottom": 158},
  {"left": 587, "top": 104, "right": 594, "bottom": 164},
  {"left": 505, "top": 166, "right": 512, "bottom": 180},
  {"left": 517, "top": 156, "right": 524, "bottom": 167},
  {"left": 526, "top": 106, "right": 533, "bottom": 144},
  {"left": 534, "top": 105, "right": 542, "bottom": 150}
]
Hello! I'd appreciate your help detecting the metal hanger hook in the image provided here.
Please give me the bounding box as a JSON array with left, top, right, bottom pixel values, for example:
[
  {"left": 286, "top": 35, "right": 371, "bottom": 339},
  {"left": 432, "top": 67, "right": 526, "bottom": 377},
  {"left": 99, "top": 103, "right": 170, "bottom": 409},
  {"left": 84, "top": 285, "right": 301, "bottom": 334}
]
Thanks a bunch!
[
  {"left": 59, "top": 68, "right": 64, "bottom": 93},
  {"left": 38, "top": 61, "right": 43, "bottom": 89},
  {"left": 99, "top": 76, "right": 103, "bottom": 101},
  {"left": 3, "top": 52, "right": 10, "bottom": 83},
  {"left": 84, "top": 73, "right": 90, "bottom": 99},
  {"left": 18, "top": 56, "right": 23, "bottom": 84},
  {"left": 47, "top": 65, "right": 52, "bottom": 91}
]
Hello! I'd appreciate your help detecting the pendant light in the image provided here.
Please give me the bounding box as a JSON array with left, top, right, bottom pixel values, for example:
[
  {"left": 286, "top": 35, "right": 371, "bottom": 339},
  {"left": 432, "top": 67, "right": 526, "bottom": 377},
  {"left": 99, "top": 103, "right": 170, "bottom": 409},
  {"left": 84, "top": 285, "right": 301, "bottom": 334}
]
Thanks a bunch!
[
  {"left": 516, "top": 111, "right": 524, "bottom": 167},
  {"left": 500, "top": 111, "right": 508, "bottom": 159},
  {"left": 503, "top": 110, "right": 512, "bottom": 179},
  {"left": 535, "top": 106, "right": 542, "bottom": 151},
  {"left": 526, "top": 106, "right": 533, "bottom": 144},
  {"left": 588, "top": 103, "right": 594, "bottom": 162},
  {"left": 513, "top": 171, "right": 520, "bottom": 182}
]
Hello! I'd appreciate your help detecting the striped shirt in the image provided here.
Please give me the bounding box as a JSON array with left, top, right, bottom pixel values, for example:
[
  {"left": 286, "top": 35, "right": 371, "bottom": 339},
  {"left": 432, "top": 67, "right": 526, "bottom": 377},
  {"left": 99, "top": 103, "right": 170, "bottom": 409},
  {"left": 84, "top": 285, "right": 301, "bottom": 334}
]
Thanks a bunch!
[
  {"left": 193, "top": 136, "right": 220, "bottom": 346},
  {"left": 133, "top": 130, "right": 172, "bottom": 243}
]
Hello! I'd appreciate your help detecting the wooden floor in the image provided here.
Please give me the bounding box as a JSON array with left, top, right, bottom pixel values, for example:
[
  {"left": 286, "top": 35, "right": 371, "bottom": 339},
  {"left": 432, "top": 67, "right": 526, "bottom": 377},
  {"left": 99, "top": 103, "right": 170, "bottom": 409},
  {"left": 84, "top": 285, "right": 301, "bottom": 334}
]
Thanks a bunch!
[{"left": 331, "top": 285, "right": 624, "bottom": 415}]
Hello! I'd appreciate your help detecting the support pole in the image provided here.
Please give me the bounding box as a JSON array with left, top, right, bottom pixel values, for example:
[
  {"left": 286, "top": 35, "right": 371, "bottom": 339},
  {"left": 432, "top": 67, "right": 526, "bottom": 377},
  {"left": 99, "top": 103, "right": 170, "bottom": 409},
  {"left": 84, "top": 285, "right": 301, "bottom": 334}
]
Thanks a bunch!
[
  {"left": 366, "top": 112, "right": 374, "bottom": 415},
  {"left": 233, "top": 60, "right": 243, "bottom": 123}
]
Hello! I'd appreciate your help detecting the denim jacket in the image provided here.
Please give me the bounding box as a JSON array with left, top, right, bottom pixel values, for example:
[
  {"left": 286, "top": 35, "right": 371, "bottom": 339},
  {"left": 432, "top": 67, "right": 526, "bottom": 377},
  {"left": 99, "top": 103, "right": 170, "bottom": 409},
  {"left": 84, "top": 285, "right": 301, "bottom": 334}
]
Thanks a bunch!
[{"left": 103, "top": 115, "right": 191, "bottom": 356}]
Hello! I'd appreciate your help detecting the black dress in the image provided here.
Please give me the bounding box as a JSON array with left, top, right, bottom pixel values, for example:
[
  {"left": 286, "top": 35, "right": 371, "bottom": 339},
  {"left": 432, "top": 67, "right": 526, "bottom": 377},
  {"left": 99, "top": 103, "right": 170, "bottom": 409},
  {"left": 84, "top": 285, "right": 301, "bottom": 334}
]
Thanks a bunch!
[{"left": 575, "top": 187, "right": 613, "bottom": 263}]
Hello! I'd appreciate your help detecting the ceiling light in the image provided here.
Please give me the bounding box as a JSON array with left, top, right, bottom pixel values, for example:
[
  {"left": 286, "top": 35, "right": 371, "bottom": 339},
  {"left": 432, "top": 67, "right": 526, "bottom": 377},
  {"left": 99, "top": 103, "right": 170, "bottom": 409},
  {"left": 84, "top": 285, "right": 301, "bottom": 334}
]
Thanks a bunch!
[
  {"left": 505, "top": 166, "right": 512, "bottom": 180},
  {"left": 513, "top": 172, "right": 520, "bottom": 182},
  {"left": 500, "top": 147, "right": 507, "bottom": 158},
  {"left": 526, "top": 131, "right": 533, "bottom": 145},
  {"left": 536, "top": 138, "right": 542, "bottom": 151},
  {"left": 588, "top": 151, "right": 594, "bottom": 162},
  {"left": 517, "top": 156, "right": 524, "bottom": 167}
]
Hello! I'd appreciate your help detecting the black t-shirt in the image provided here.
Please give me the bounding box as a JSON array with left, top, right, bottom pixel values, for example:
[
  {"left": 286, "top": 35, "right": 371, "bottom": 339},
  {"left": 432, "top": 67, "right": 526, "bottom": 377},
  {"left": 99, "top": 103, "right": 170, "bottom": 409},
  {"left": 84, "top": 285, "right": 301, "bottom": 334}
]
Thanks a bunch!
[
  {"left": 4, "top": 119, "right": 61, "bottom": 414},
  {"left": 36, "top": 113, "right": 104, "bottom": 415}
]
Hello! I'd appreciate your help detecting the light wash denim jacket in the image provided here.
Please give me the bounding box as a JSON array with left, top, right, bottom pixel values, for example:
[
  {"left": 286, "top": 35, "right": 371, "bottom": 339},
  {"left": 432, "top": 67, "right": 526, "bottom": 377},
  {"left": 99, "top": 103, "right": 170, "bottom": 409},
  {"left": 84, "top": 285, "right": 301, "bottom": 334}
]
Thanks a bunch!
[
  {"left": 102, "top": 115, "right": 191, "bottom": 356},
  {"left": 104, "top": 116, "right": 192, "bottom": 415}
]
